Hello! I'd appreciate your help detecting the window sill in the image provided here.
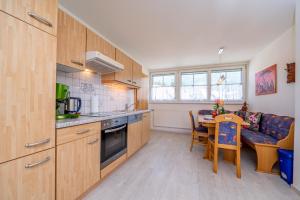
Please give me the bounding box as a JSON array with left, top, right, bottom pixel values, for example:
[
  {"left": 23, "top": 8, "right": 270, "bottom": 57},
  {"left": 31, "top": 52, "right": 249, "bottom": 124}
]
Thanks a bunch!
[{"left": 149, "top": 100, "right": 244, "bottom": 105}]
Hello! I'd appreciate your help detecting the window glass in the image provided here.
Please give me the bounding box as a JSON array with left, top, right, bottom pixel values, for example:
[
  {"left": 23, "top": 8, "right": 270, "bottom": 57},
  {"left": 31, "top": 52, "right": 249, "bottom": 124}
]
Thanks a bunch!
[{"left": 180, "top": 72, "right": 208, "bottom": 100}]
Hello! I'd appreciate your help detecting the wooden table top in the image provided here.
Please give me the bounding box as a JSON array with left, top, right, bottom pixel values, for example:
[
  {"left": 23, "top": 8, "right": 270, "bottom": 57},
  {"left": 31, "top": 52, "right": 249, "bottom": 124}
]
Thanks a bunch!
[{"left": 198, "top": 115, "right": 250, "bottom": 126}]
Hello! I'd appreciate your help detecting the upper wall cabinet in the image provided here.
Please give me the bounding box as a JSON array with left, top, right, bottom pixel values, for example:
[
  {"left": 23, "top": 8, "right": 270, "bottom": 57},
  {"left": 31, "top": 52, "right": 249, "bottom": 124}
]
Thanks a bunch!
[
  {"left": 115, "top": 49, "right": 133, "bottom": 84},
  {"left": 0, "top": 0, "right": 57, "bottom": 36},
  {"left": 0, "top": 12, "right": 56, "bottom": 163},
  {"left": 86, "top": 29, "right": 115, "bottom": 60},
  {"left": 57, "top": 9, "right": 86, "bottom": 71},
  {"left": 132, "top": 61, "right": 142, "bottom": 87}
]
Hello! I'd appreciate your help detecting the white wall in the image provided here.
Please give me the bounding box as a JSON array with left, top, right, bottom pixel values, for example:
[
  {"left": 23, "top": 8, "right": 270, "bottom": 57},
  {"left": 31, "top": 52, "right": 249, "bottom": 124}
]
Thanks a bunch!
[
  {"left": 248, "top": 27, "right": 295, "bottom": 116},
  {"left": 149, "top": 103, "right": 241, "bottom": 133},
  {"left": 293, "top": 1, "right": 300, "bottom": 191}
]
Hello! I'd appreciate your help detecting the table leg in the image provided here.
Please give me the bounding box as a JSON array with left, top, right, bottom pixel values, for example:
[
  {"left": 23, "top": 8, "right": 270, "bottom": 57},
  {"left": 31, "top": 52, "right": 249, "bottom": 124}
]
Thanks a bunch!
[{"left": 203, "top": 127, "right": 214, "bottom": 159}]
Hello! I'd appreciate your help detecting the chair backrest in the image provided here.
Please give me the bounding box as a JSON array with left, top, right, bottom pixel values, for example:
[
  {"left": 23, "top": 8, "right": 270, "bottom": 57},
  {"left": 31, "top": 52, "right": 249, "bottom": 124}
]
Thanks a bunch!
[
  {"left": 215, "top": 114, "right": 243, "bottom": 146},
  {"left": 189, "top": 111, "right": 196, "bottom": 131}
]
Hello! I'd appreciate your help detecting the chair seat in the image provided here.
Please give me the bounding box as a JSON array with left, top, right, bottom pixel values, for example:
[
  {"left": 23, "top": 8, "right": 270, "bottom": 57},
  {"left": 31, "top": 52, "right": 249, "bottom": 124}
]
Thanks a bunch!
[
  {"left": 195, "top": 125, "right": 208, "bottom": 133},
  {"left": 241, "top": 128, "right": 278, "bottom": 145}
]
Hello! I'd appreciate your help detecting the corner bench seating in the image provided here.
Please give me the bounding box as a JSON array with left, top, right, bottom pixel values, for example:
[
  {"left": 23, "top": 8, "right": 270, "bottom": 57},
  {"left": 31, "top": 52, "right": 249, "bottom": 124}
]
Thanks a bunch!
[
  {"left": 198, "top": 110, "right": 295, "bottom": 174},
  {"left": 240, "top": 113, "right": 294, "bottom": 174}
]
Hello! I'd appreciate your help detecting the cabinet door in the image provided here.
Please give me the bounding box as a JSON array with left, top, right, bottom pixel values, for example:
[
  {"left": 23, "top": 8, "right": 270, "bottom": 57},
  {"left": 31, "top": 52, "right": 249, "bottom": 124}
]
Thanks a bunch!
[
  {"left": 127, "top": 121, "right": 142, "bottom": 157},
  {"left": 0, "top": 12, "right": 56, "bottom": 163},
  {"left": 0, "top": 0, "right": 57, "bottom": 35},
  {"left": 115, "top": 49, "right": 133, "bottom": 84},
  {"left": 87, "top": 29, "right": 115, "bottom": 60},
  {"left": 56, "top": 139, "right": 85, "bottom": 200},
  {"left": 132, "top": 61, "right": 142, "bottom": 87},
  {"left": 84, "top": 134, "right": 100, "bottom": 190},
  {"left": 142, "top": 113, "right": 151, "bottom": 145},
  {"left": 57, "top": 9, "right": 86, "bottom": 70},
  {"left": 0, "top": 148, "right": 55, "bottom": 200}
]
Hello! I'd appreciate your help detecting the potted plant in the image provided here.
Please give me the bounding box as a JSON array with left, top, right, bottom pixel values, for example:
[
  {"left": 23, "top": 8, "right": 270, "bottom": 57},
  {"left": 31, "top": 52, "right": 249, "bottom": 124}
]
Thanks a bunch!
[{"left": 212, "top": 99, "right": 225, "bottom": 118}]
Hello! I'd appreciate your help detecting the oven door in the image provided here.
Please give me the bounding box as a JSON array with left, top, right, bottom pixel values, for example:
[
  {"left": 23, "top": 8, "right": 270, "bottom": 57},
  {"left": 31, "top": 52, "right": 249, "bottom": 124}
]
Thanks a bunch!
[{"left": 101, "top": 124, "right": 127, "bottom": 169}]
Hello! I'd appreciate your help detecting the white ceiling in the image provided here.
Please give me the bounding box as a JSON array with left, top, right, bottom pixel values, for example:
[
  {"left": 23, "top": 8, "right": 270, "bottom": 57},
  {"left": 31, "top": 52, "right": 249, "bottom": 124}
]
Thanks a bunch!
[{"left": 60, "top": 0, "right": 296, "bottom": 69}]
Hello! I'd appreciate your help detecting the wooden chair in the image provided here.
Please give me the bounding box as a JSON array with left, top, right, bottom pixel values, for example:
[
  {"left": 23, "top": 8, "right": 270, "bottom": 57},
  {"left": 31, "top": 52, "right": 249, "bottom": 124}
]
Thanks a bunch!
[
  {"left": 189, "top": 111, "right": 208, "bottom": 152},
  {"left": 208, "top": 114, "right": 243, "bottom": 178}
]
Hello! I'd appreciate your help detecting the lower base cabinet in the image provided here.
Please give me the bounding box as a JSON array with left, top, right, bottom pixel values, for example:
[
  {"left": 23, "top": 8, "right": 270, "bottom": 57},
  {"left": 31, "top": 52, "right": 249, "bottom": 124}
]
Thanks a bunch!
[
  {"left": 56, "top": 134, "right": 100, "bottom": 200},
  {"left": 142, "top": 113, "right": 151, "bottom": 145},
  {"left": 0, "top": 148, "right": 55, "bottom": 200},
  {"left": 127, "top": 120, "right": 142, "bottom": 157}
]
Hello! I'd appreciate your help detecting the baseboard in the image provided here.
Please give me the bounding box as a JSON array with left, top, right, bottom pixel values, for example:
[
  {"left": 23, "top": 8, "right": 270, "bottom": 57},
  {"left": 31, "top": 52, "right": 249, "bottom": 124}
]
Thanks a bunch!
[
  {"left": 292, "top": 185, "right": 300, "bottom": 196},
  {"left": 151, "top": 126, "right": 190, "bottom": 134}
]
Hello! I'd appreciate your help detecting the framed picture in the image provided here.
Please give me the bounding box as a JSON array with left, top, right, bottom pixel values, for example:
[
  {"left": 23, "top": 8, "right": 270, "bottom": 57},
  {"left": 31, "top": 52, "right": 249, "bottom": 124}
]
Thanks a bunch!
[{"left": 255, "top": 64, "right": 277, "bottom": 96}]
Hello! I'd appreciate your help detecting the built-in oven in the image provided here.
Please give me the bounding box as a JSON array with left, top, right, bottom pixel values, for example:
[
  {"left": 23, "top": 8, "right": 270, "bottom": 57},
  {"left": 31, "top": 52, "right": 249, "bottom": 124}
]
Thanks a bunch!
[{"left": 101, "top": 116, "right": 128, "bottom": 169}]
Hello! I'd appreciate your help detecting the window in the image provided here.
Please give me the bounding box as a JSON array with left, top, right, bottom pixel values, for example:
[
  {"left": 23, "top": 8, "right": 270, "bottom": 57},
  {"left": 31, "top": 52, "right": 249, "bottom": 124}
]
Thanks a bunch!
[
  {"left": 211, "top": 69, "right": 243, "bottom": 101},
  {"left": 150, "top": 65, "right": 245, "bottom": 103},
  {"left": 180, "top": 72, "right": 208, "bottom": 100},
  {"left": 151, "top": 73, "right": 176, "bottom": 101}
]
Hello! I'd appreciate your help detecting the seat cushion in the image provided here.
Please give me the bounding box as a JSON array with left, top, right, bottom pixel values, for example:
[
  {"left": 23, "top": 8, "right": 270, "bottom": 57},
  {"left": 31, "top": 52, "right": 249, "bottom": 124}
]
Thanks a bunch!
[
  {"left": 208, "top": 135, "right": 215, "bottom": 142},
  {"left": 195, "top": 125, "right": 208, "bottom": 133},
  {"left": 260, "top": 114, "right": 294, "bottom": 140},
  {"left": 198, "top": 110, "right": 212, "bottom": 115},
  {"left": 241, "top": 128, "right": 278, "bottom": 145}
]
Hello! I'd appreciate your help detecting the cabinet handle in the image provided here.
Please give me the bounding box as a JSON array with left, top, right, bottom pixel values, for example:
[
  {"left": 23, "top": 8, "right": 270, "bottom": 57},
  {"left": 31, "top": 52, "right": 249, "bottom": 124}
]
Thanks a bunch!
[
  {"left": 76, "top": 129, "right": 90, "bottom": 134},
  {"left": 24, "top": 138, "right": 50, "bottom": 148},
  {"left": 133, "top": 81, "right": 137, "bottom": 84},
  {"left": 25, "top": 156, "right": 50, "bottom": 169},
  {"left": 87, "top": 138, "right": 99, "bottom": 145},
  {"left": 71, "top": 60, "right": 84, "bottom": 66},
  {"left": 127, "top": 80, "right": 132, "bottom": 82},
  {"left": 27, "top": 11, "right": 53, "bottom": 27}
]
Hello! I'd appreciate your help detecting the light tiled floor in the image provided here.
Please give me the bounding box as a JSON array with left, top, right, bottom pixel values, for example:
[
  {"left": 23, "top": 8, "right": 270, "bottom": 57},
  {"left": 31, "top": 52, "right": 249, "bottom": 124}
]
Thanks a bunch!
[{"left": 85, "top": 131, "right": 299, "bottom": 200}]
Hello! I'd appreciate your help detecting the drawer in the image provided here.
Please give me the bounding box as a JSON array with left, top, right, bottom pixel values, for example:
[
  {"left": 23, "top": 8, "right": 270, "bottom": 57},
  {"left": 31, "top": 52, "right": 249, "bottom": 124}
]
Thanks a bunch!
[
  {"left": 57, "top": 123, "right": 101, "bottom": 145},
  {"left": 0, "top": 148, "right": 55, "bottom": 200},
  {"left": 0, "top": 0, "right": 57, "bottom": 35}
]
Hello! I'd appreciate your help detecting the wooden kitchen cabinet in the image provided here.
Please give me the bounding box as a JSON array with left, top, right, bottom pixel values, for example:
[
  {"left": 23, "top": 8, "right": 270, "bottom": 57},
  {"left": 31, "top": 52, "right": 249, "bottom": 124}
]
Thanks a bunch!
[
  {"left": 84, "top": 134, "right": 101, "bottom": 190},
  {"left": 56, "top": 137, "right": 86, "bottom": 200},
  {"left": 0, "top": 148, "right": 55, "bottom": 200},
  {"left": 57, "top": 9, "right": 86, "bottom": 71},
  {"left": 142, "top": 113, "right": 151, "bottom": 145},
  {"left": 0, "top": 0, "right": 57, "bottom": 35},
  {"left": 127, "top": 120, "right": 142, "bottom": 157},
  {"left": 132, "top": 60, "right": 142, "bottom": 87},
  {"left": 56, "top": 124, "right": 101, "bottom": 200},
  {"left": 87, "top": 29, "right": 115, "bottom": 60},
  {"left": 0, "top": 12, "right": 56, "bottom": 163},
  {"left": 102, "top": 49, "right": 134, "bottom": 85}
]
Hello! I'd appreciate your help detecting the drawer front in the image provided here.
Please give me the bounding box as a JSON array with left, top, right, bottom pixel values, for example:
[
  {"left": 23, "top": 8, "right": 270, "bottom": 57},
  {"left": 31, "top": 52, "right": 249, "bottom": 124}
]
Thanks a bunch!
[
  {"left": 0, "top": 148, "right": 55, "bottom": 200},
  {"left": 57, "top": 123, "right": 101, "bottom": 145},
  {"left": 0, "top": 0, "right": 57, "bottom": 35}
]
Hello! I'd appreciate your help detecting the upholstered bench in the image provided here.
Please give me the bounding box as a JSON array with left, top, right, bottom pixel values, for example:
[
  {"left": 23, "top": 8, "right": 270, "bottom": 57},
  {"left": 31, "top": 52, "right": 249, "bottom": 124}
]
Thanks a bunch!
[{"left": 241, "top": 114, "right": 294, "bottom": 174}]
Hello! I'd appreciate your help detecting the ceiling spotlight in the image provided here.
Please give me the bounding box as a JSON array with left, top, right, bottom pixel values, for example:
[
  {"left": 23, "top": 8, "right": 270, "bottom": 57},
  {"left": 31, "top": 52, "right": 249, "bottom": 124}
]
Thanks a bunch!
[{"left": 218, "top": 47, "right": 224, "bottom": 55}]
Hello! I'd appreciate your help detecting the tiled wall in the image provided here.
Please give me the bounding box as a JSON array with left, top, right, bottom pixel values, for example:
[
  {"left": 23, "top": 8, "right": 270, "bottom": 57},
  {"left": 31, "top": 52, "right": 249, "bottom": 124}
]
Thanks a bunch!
[{"left": 56, "top": 70, "right": 134, "bottom": 114}]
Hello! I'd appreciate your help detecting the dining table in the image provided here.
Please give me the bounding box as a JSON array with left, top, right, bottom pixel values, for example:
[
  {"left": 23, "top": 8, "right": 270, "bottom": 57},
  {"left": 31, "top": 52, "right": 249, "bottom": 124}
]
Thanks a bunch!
[{"left": 198, "top": 115, "right": 250, "bottom": 164}]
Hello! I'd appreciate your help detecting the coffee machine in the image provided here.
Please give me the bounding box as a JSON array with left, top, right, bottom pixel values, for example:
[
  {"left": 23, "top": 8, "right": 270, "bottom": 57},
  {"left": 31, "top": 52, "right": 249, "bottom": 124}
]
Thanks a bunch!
[{"left": 56, "top": 83, "right": 81, "bottom": 120}]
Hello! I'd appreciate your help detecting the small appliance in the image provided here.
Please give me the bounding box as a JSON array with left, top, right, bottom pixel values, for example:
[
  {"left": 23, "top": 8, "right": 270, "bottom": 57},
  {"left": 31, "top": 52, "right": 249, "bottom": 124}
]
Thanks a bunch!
[{"left": 56, "top": 83, "right": 81, "bottom": 120}]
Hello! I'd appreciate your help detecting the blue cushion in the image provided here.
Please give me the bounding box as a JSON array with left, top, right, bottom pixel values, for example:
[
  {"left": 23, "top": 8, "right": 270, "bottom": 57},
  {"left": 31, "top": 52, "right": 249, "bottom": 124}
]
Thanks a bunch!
[
  {"left": 241, "top": 128, "right": 278, "bottom": 145},
  {"left": 218, "top": 121, "right": 238, "bottom": 145}
]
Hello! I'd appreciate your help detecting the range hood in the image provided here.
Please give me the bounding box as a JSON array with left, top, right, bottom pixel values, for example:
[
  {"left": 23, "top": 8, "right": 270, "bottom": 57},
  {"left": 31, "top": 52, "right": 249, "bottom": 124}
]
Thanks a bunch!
[{"left": 86, "top": 51, "right": 124, "bottom": 74}]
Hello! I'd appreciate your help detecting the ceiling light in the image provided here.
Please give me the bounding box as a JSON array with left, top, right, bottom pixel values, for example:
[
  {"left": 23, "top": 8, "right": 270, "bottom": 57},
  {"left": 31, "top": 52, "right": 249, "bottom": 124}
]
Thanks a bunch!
[{"left": 218, "top": 47, "right": 224, "bottom": 55}]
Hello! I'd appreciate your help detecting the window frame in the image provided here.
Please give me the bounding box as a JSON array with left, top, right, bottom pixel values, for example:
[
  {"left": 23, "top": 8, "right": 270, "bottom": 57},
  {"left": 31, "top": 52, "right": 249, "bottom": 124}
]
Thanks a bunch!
[
  {"left": 179, "top": 71, "right": 209, "bottom": 102},
  {"left": 149, "top": 65, "right": 246, "bottom": 104},
  {"left": 150, "top": 71, "right": 177, "bottom": 102}
]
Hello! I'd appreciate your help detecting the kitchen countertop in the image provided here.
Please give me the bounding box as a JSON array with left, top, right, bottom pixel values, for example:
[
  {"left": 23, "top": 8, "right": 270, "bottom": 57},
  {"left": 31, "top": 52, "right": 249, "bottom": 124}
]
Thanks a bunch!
[{"left": 56, "top": 109, "right": 152, "bottom": 129}]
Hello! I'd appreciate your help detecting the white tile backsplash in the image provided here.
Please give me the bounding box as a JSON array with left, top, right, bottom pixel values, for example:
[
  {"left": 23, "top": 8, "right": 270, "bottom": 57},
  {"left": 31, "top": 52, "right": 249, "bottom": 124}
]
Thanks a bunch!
[{"left": 57, "top": 70, "right": 134, "bottom": 114}]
